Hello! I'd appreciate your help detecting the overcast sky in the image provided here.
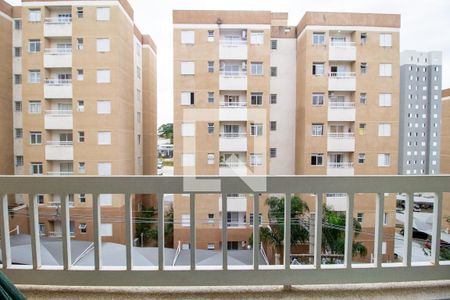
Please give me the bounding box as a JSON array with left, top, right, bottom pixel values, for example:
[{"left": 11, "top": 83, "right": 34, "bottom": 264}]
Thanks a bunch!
[{"left": 7, "top": 0, "right": 450, "bottom": 125}]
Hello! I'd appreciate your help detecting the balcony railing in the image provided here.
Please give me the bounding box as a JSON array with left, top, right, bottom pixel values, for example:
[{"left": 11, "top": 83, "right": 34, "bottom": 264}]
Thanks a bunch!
[
  {"left": 219, "top": 161, "right": 246, "bottom": 168},
  {"left": 44, "top": 48, "right": 72, "bottom": 55},
  {"left": 219, "top": 132, "right": 247, "bottom": 138},
  {"left": 220, "top": 39, "right": 247, "bottom": 46},
  {"left": 46, "top": 141, "right": 73, "bottom": 146},
  {"left": 328, "top": 72, "right": 356, "bottom": 78},
  {"left": 45, "top": 17, "right": 72, "bottom": 24},
  {"left": 328, "top": 132, "right": 355, "bottom": 139},
  {"left": 45, "top": 79, "right": 72, "bottom": 86},
  {"left": 0, "top": 176, "right": 448, "bottom": 286},
  {"left": 329, "top": 101, "right": 355, "bottom": 109},
  {"left": 220, "top": 70, "right": 247, "bottom": 78},
  {"left": 328, "top": 162, "right": 354, "bottom": 168},
  {"left": 47, "top": 171, "right": 74, "bottom": 176},
  {"left": 219, "top": 102, "right": 247, "bottom": 108},
  {"left": 45, "top": 110, "right": 72, "bottom": 116},
  {"left": 47, "top": 201, "right": 75, "bottom": 208},
  {"left": 330, "top": 41, "right": 356, "bottom": 48},
  {"left": 48, "top": 231, "right": 75, "bottom": 238}
]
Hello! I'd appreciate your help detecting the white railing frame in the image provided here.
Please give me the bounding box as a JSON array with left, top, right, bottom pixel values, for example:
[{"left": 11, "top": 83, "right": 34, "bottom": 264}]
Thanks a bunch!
[
  {"left": 330, "top": 41, "right": 356, "bottom": 48},
  {"left": 219, "top": 132, "right": 247, "bottom": 138},
  {"left": 0, "top": 175, "right": 449, "bottom": 287},
  {"left": 45, "top": 79, "right": 72, "bottom": 86},
  {"left": 44, "top": 48, "right": 72, "bottom": 55},
  {"left": 329, "top": 102, "right": 356, "bottom": 109},
  {"left": 45, "top": 17, "right": 72, "bottom": 24},
  {"left": 220, "top": 70, "right": 247, "bottom": 78},
  {"left": 45, "top": 110, "right": 73, "bottom": 116},
  {"left": 327, "top": 162, "right": 354, "bottom": 168},
  {"left": 220, "top": 39, "right": 247, "bottom": 46},
  {"left": 219, "top": 102, "right": 247, "bottom": 108},
  {"left": 328, "top": 72, "right": 356, "bottom": 78},
  {"left": 328, "top": 132, "right": 355, "bottom": 139}
]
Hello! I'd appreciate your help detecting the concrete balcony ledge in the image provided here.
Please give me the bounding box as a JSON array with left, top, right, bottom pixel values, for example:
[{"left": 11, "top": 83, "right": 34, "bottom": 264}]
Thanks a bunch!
[{"left": 17, "top": 280, "right": 450, "bottom": 299}]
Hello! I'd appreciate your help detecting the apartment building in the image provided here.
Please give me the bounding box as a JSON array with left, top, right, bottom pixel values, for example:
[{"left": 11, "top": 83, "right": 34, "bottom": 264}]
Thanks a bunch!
[
  {"left": 295, "top": 12, "right": 400, "bottom": 262},
  {"left": 1, "top": 0, "right": 157, "bottom": 244},
  {"left": 399, "top": 50, "right": 442, "bottom": 175},
  {"left": 442, "top": 88, "right": 450, "bottom": 233},
  {"left": 173, "top": 10, "right": 400, "bottom": 262}
]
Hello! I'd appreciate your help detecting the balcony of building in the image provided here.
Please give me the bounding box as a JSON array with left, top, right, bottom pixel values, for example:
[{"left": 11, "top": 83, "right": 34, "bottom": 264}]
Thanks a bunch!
[
  {"left": 44, "top": 8, "right": 72, "bottom": 37},
  {"left": 328, "top": 64, "right": 356, "bottom": 91},
  {"left": 325, "top": 193, "right": 348, "bottom": 211},
  {"left": 327, "top": 122, "right": 355, "bottom": 152},
  {"left": 44, "top": 47, "right": 72, "bottom": 68},
  {"left": 219, "top": 61, "right": 247, "bottom": 91},
  {"left": 329, "top": 34, "right": 356, "bottom": 61},
  {"left": 0, "top": 176, "right": 448, "bottom": 295},
  {"left": 328, "top": 95, "right": 356, "bottom": 121},
  {"left": 219, "top": 93, "right": 247, "bottom": 121},
  {"left": 219, "top": 29, "right": 248, "bottom": 60},
  {"left": 44, "top": 110, "right": 73, "bottom": 130},
  {"left": 44, "top": 74, "right": 72, "bottom": 99},
  {"left": 219, "top": 124, "right": 247, "bottom": 152},
  {"left": 45, "top": 140, "right": 73, "bottom": 161},
  {"left": 327, "top": 161, "right": 355, "bottom": 176},
  {"left": 47, "top": 161, "right": 73, "bottom": 176},
  {"left": 219, "top": 153, "right": 247, "bottom": 176},
  {"left": 46, "top": 195, "right": 75, "bottom": 209}
]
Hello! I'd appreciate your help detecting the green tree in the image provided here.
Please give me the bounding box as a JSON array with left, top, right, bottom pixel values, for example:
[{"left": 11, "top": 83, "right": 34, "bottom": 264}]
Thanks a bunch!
[
  {"left": 158, "top": 123, "right": 173, "bottom": 144},
  {"left": 135, "top": 207, "right": 158, "bottom": 246},
  {"left": 164, "top": 205, "right": 174, "bottom": 248}
]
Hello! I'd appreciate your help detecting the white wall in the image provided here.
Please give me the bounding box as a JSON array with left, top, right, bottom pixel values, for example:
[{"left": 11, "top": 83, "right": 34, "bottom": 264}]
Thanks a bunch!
[{"left": 269, "top": 38, "right": 296, "bottom": 175}]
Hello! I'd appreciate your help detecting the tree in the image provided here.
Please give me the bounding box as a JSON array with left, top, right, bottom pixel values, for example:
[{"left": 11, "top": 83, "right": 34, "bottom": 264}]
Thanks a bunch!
[
  {"left": 321, "top": 205, "right": 367, "bottom": 263},
  {"left": 135, "top": 207, "right": 158, "bottom": 246},
  {"left": 158, "top": 123, "right": 173, "bottom": 144}
]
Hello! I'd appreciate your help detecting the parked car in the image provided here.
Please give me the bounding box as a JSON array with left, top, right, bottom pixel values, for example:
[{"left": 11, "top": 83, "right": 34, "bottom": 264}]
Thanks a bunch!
[{"left": 400, "top": 228, "right": 428, "bottom": 240}]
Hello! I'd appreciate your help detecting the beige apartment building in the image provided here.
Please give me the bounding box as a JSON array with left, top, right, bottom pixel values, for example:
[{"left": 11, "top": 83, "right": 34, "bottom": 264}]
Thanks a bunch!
[
  {"left": 173, "top": 10, "right": 400, "bottom": 262},
  {"left": 441, "top": 88, "right": 450, "bottom": 233},
  {"left": 0, "top": 0, "right": 157, "bottom": 244}
]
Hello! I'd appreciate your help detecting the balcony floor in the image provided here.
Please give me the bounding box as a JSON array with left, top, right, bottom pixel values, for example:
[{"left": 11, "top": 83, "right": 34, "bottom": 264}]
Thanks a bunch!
[{"left": 18, "top": 280, "right": 450, "bottom": 299}]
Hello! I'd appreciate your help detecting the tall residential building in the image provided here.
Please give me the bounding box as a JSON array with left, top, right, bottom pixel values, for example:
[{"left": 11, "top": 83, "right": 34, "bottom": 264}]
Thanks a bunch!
[
  {"left": 1, "top": 0, "right": 157, "bottom": 244},
  {"left": 441, "top": 88, "right": 450, "bottom": 233},
  {"left": 173, "top": 10, "right": 400, "bottom": 262},
  {"left": 399, "top": 51, "right": 442, "bottom": 175}
]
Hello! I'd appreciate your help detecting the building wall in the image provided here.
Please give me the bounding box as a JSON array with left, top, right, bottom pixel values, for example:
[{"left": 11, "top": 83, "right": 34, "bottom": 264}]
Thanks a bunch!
[
  {"left": 441, "top": 90, "right": 450, "bottom": 233},
  {"left": 399, "top": 51, "right": 442, "bottom": 175}
]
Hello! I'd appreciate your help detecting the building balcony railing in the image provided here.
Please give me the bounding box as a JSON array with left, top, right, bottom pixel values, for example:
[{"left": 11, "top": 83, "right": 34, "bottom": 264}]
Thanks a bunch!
[
  {"left": 328, "top": 72, "right": 356, "bottom": 78},
  {"left": 44, "top": 48, "right": 72, "bottom": 55},
  {"left": 328, "top": 132, "right": 355, "bottom": 139},
  {"left": 48, "top": 231, "right": 75, "bottom": 238},
  {"left": 47, "top": 201, "right": 75, "bottom": 208},
  {"left": 44, "top": 48, "right": 72, "bottom": 68},
  {"left": 44, "top": 17, "right": 72, "bottom": 24},
  {"left": 45, "top": 110, "right": 72, "bottom": 116},
  {"left": 44, "top": 110, "right": 73, "bottom": 130},
  {"left": 329, "top": 101, "right": 355, "bottom": 109},
  {"left": 45, "top": 79, "right": 72, "bottom": 86},
  {"left": 45, "top": 141, "right": 74, "bottom": 160},
  {"left": 219, "top": 102, "right": 247, "bottom": 108},
  {"left": 47, "top": 171, "right": 74, "bottom": 176},
  {"left": 327, "top": 162, "right": 354, "bottom": 169},
  {"left": 44, "top": 80, "right": 73, "bottom": 99},
  {"left": 219, "top": 39, "right": 247, "bottom": 60},
  {"left": 328, "top": 133, "right": 355, "bottom": 152},
  {"left": 328, "top": 101, "right": 356, "bottom": 121},
  {"left": 44, "top": 18, "right": 72, "bottom": 37},
  {"left": 329, "top": 41, "right": 356, "bottom": 48},
  {"left": 220, "top": 39, "right": 247, "bottom": 46},
  {"left": 219, "top": 132, "right": 247, "bottom": 138},
  {"left": 328, "top": 72, "right": 356, "bottom": 91},
  {"left": 0, "top": 176, "right": 448, "bottom": 287}
]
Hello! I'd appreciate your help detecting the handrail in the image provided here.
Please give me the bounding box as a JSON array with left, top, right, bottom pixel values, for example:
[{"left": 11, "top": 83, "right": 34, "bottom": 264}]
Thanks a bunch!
[
  {"left": 328, "top": 132, "right": 355, "bottom": 138},
  {"left": 220, "top": 70, "right": 247, "bottom": 77},
  {"left": 330, "top": 41, "right": 356, "bottom": 47},
  {"left": 45, "top": 17, "right": 72, "bottom": 24},
  {"left": 219, "top": 102, "right": 247, "bottom": 108},
  {"left": 327, "top": 162, "right": 354, "bottom": 168},
  {"left": 219, "top": 162, "right": 246, "bottom": 168},
  {"left": 172, "top": 240, "right": 181, "bottom": 266},
  {"left": 45, "top": 110, "right": 72, "bottom": 116},
  {"left": 220, "top": 39, "right": 247, "bottom": 46},
  {"left": 46, "top": 141, "right": 73, "bottom": 146},
  {"left": 328, "top": 72, "right": 356, "bottom": 78},
  {"left": 219, "top": 132, "right": 247, "bottom": 138},
  {"left": 45, "top": 79, "right": 72, "bottom": 85},
  {"left": 329, "top": 101, "right": 355, "bottom": 108},
  {"left": 44, "top": 48, "right": 72, "bottom": 54},
  {"left": 47, "top": 172, "right": 74, "bottom": 176}
]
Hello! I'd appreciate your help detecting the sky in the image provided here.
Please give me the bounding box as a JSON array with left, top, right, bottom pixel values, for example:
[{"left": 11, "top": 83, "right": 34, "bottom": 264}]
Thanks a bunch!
[{"left": 7, "top": 0, "right": 450, "bottom": 125}]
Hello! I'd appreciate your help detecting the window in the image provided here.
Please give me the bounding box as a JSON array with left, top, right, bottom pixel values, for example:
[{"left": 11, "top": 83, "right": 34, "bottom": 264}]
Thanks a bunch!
[
  {"left": 379, "top": 64, "right": 392, "bottom": 76},
  {"left": 358, "top": 153, "right": 365, "bottom": 164},
  {"left": 97, "top": 163, "right": 112, "bottom": 176},
  {"left": 378, "top": 154, "right": 390, "bottom": 167},
  {"left": 28, "top": 39, "right": 40, "bottom": 53},
  {"left": 207, "top": 123, "right": 214, "bottom": 134},
  {"left": 14, "top": 74, "right": 22, "bottom": 85},
  {"left": 28, "top": 9, "right": 41, "bottom": 22},
  {"left": 312, "top": 93, "right": 324, "bottom": 106},
  {"left": 379, "top": 33, "right": 392, "bottom": 47},
  {"left": 249, "top": 213, "right": 262, "bottom": 225},
  {"left": 15, "top": 155, "right": 24, "bottom": 167},
  {"left": 96, "top": 70, "right": 111, "bottom": 83},
  {"left": 359, "top": 123, "right": 366, "bottom": 135},
  {"left": 14, "top": 101, "right": 22, "bottom": 112},
  {"left": 181, "top": 92, "right": 194, "bottom": 105},
  {"left": 98, "top": 132, "right": 112, "bottom": 145},
  {"left": 77, "top": 100, "right": 85, "bottom": 112},
  {"left": 250, "top": 123, "right": 263, "bottom": 136},
  {"left": 14, "top": 20, "right": 22, "bottom": 30},
  {"left": 96, "top": 38, "right": 110, "bottom": 52},
  {"left": 378, "top": 124, "right": 391, "bottom": 136},
  {"left": 79, "top": 223, "right": 87, "bottom": 234},
  {"left": 31, "top": 162, "right": 43, "bottom": 175},
  {"left": 207, "top": 30, "right": 214, "bottom": 42},
  {"left": 97, "top": 100, "right": 111, "bottom": 114},
  {"left": 181, "top": 123, "right": 195, "bottom": 137},
  {"left": 207, "top": 153, "right": 215, "bottom": 165},
  {"left": 30, "top": 132, "right": 42, "bottom": 144},
  {"left": 270, "top": 148, "right": 277, "bottom": 158},
  {"left": 251, "top": 93, "right": 263, "bottom": 105},
  {"left": 360, "top": 62, "right": 367, "bottom": 74},
  {"left": 311, "top": 153, "right": 324, "bottom": 166},
  {"left": 208, "top": 92, "right": 214, "bottom": 103},
  {"left": 79, "top": 194, "right": 86, "bottom": 203},
  {"left": 34, "top": 195, "right": 44, "bottom": 205},
  {"left": 181, "top": 214, "right": 190, "bottom": 227},
  {"left": 77, "top": 38, "right": 84, "bottom": 50},
  {"left": 270, "top": 66, "right": 277, "bottom": 77},
  {"left": 379, "top": 93, "right": 392, "bottom": 107},
  {"left": 360, "top": 32, "right": 367, "bottom": 44},
  {"left": 78, "top": 131, "right": 85, "bottom": 142},
  {"left": 250, "top": 31, "right": 264, "bottom": 44},
  {"left": 14, "top": 47, "right": 21, "bottom": 57},
  {"left": 208, "top": 61, "right": 214, "bottom": 73},
  {"left": 250, "top": 154, "right": 263, "bottom": 166},
  {"left": 270, "top": 121, "right": 277, "bottom": 131},
  {"left": 312, "top": 124, "right": 324, "bottom": 136},
  {"left": 207, "top": 243, "right": 215, "bottom": 250},
  {"left": 28, "top": 70, "right": 40, "bottom": 83},
  {"left": 270, "top": 94, "right": 277, "bottom": 104},
  {"left": 15, "top": 128, "right": 23, "bottom": 139},
  {"left": 312, "top": 63, "right": 324, "bottom": 75},
  {"left": 357, "top": 213, "right": 364, "bottom": 223},
  {"left": 96, "top": 7, "right": 110, "bottom": 21},
  {"left": 312, "top": 32, "right": 325, "bottom": 45},
  {"left": 250, "top": 62, "right": 263, "bottom": 75},
  {"left": 28, "top": 101, "right": 41, "bottom": 114},
  {"left": 182, "top": 154, "right": 195, "bottom": 167},
  {"left": 77, "top": 69, "right": 84, "bottom": 81},
  {"left": 383, "top": 213, "right": 388, "bottom": 225},
  {"left": 181, "top": 62, "right": 195, "bottom": 75},
  {"left": 181, "top": 31, "right": 195, "bottom": 44},
  {"left": 271, "top": 40, "right": 277, "bottom": 50},
  {"left": 207, "top": 213, "right": 214, "bottom": 224},
  {"left": 77, "top": 7, "right": 83, "bottom": 18},
  {"left": 79, "top": 162, "right": 86, "bottom": 173}
]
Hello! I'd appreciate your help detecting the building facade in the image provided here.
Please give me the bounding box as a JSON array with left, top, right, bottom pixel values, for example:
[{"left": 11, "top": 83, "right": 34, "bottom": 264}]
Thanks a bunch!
[
  {"left": 399, "top": 50, "right": 442, "bottom": 175},
  {"left": 441, "top": 88, "right": 450, "bottom": 234},
  {"left": 173, "top": 10, "right": 400, "bottom": 262},
  {"left": 1, "top": 0, "right": 157, "bottom": 244}
]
